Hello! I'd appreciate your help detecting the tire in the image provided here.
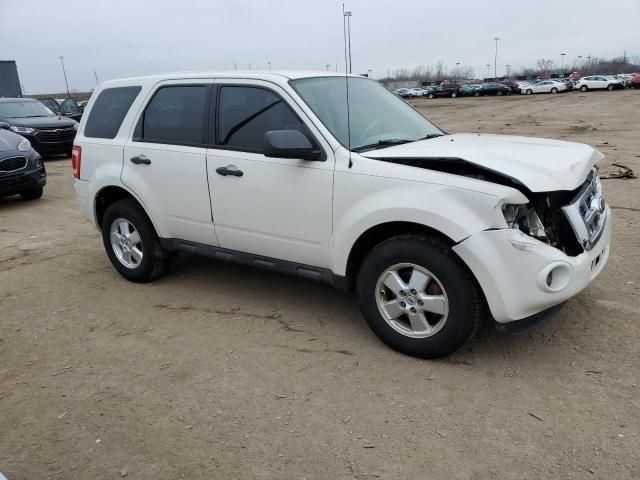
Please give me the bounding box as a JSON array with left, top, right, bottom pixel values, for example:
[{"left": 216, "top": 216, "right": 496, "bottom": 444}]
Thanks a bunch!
[
  {"left": 451, "top": 92, "right": 457, "bottom": 98},
  {"left": 580, "top": 85, "right": 588, "bottom": 92},
  {"left": 497, "top": 90, "right": 503, "bottom": 96},
  {"left": 526, "top": 89, "right": 533, "bottom": 95},
  {"left": 101, "top": 198, "right": 170, "bottom": 283},
  {"left": 20, "top": 186, "right": 43, "bottom": 200},
  {"left": 551, "top": 87, "right": 558, "bottom": 94},
  {"left": 473, "top": 91, "right": 480, "bottom": 97},
  {"left": 607, "top": 84, "right": 614, "bottom": 91},
  {"left": 428, "top": 93, "right": 435, "bottom": 99},
  {"left": 356, "top": 234, "right": 483, "bottom": 358}
]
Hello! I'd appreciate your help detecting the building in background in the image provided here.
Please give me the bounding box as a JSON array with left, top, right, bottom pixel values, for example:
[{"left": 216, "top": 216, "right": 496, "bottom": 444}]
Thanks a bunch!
[{"left": 0, "top": 61, "right": 23, "bottom": 97}]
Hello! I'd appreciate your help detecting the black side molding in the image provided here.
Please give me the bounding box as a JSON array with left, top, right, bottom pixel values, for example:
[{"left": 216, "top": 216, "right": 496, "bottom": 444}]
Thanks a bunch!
[
  {"left": 160, "top": 238, "right": 349, "bottom": 290},
  {"left": 494, "top": 302, "right": 565, "bottom": 336}
]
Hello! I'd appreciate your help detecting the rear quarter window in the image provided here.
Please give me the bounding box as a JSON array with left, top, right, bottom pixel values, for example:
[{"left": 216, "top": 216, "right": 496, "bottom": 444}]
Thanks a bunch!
[{"left": 84, "top": 86, "right": 141, "bottom": 139}]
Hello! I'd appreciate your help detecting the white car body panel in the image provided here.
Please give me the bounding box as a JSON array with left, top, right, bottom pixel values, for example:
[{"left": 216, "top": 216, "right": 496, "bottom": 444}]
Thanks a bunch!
[
  {"left": 522, "top": 81, "right": 567, "bottom": 94},
  {"left": 360, "top": 133, "right": 601, "bottom": 192},
  {"left": 73, "top": 70, "right": 611, "bottom": 327}
]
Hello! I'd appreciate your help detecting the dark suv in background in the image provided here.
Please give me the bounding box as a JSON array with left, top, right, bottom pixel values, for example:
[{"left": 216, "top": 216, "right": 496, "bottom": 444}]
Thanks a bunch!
[
  {"left": 0, "top": 98, "right": 77, "bottom": 156},
  {"left": 426, "top": 83, "right": 463, "bottom": 98}
]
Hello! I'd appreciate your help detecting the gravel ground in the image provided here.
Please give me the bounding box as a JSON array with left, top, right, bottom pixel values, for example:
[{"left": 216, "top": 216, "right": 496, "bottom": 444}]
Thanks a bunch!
[{"left": 0, "top": 89, "right": 639, "bottom": 480}]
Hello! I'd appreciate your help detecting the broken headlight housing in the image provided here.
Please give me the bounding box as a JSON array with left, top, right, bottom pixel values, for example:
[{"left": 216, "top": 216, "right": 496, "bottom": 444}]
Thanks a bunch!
[{"left": 502, "top": 203, "right": 548, "bottom": 242}]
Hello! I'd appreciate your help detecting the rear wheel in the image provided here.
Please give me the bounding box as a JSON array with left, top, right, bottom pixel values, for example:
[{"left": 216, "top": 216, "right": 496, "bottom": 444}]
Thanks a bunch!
[
  {"left": 474, "top": 91, "right": 480, "bottom": 97},
  {"left": 356, "top": 235, "right": 483, "bottom": 358},
  {"left": 580, "top": 85, "right": 588, "bottom": 92},
  {"left": 101, "top": 199, "right": 170, "bottom": 283},
  {"left": 20, "top": 186, "right": 43, "bottom": 200},
  {"left": 451, "top": 92, "right": 457, "bottom": 98},
  {"left": 428, "top": 93, "right": 435, "bottom": 99},
  {"left": 607, "top": 84, "right": 614, "bottom": 91},
  {"left": 497, "top": 90, "right": 503, "bottom": 96},
  {"left": 551, "top": 87, "right": 558, "bottom": 94},
  {"left": 526, "top": 89, "right": 533, "bottom": 95}
]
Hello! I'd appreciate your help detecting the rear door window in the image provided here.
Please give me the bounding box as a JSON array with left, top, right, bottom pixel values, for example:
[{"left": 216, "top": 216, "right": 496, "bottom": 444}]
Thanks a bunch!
[
  {"left": 137, "top": 85, "right": 208, "bottom": 146},
  {"left": 84, "top": 86, "right": 141, "bottom": 139}
]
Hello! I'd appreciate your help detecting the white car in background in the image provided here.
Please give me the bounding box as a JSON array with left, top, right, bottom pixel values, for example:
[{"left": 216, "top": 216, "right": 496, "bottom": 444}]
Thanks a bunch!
[
  {"left": 575, "top": 75, "right": 624, "bottom": 92},
  {"left": 407, "top": 88, "right": 426, "bottom": 97},
  {"left": 521, "top": 80, "right": 567, "bottom": 95}
]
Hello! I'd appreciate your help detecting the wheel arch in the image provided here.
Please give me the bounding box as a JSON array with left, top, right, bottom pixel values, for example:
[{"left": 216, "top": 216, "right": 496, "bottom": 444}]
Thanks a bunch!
[
  {"left": 94, "top": 185, "right": 157, "bottom": 234},
  {"left": 342, "top": 221, "right": 457, "bottom": 291}
]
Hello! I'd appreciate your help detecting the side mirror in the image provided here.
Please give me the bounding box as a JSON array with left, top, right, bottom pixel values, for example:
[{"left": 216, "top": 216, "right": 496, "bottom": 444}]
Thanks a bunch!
[
  {"left": 264, "top": 130, "right": 321, "bottom": 161},
  {"left": 0, "top": 121, "right": 9, "bottom": 130}
]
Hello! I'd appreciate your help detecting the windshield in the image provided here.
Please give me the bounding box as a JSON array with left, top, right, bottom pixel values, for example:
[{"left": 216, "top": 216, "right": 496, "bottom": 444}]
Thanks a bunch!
[
  {"left": 290, "top": 77, "right": 444, "bottom": 151},
  {"left": 0, "top": 101, "right": 55, "bottom": 118}
]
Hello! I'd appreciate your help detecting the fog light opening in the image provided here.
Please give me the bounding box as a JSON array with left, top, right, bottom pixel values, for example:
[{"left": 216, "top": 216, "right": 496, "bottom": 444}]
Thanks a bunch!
[{"left": 539, "top": 263, "right": 573, "bottom": 293}]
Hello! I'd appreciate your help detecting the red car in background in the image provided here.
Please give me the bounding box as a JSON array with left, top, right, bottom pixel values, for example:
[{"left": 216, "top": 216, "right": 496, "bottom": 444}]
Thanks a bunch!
[{"left": 631, "top": 74, "right": 640, "bottom": 89}]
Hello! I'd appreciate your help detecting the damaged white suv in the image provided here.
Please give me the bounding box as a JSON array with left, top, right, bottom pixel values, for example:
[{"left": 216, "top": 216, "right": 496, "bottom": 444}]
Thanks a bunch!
[{"left": 73, "top": 72, "right": 611, "bottom": 358}]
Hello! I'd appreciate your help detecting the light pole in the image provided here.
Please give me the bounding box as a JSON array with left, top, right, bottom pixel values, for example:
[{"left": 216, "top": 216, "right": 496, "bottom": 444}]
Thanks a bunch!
[
  {"left": 560, "top": 53, "right": 566, "bottom": 72},
  {"left": 506, "top": 64, "right": 511, "bottom": 76},
  {"left": 344, "top": 10, "right": 353, "bottom": 73},
  {"left": 486, "top": 64, "right": 491, "bottom": 79},
  {"left": 58, "top": 56, "right": 70, "bottom": 98},
  {"left": 455, "top": 62, "right": 460, "bottom": 79},
  {"left": 493, "top": 37, "right": 500, "bottom": 78},
  {"left": 268, "top": 62, "right": 271, "bottom": 71}
]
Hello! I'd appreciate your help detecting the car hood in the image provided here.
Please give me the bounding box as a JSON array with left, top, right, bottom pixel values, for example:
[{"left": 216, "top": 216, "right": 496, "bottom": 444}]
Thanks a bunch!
[
  {"left": 360, "top": 133, "right": 602, "bottom": 192},
  {"left": 3, "top": 115, "right": 77, "bottom": 128},
  {"left": 0, "top": 129, "right": 23, "bottom": 152}
]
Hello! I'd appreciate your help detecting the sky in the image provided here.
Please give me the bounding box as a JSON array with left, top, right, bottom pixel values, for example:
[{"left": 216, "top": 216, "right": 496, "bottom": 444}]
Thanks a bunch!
[{"left": 1, "top": 0, "right": 638, "bottom": 94}]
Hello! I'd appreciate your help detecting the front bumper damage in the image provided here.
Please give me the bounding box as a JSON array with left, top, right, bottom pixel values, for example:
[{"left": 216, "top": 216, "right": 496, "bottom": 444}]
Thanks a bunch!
[{"left": 452, "top": 207, "right": 611, "bottom": 325}]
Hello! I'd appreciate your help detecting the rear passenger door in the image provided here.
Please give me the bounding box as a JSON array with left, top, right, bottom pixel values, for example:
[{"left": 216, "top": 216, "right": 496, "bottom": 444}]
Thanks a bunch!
[{"left": 122, "top": 80, "right": 217, "bottom": 246}]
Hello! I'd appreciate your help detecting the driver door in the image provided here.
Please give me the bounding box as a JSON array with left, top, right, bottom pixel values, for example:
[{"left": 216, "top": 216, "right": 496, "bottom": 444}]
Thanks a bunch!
[{"left": 206, "top": 80, "right": 334, "bottom": 268}]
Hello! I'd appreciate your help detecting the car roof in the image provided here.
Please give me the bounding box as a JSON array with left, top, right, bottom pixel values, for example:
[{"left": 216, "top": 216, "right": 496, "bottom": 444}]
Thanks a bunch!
[
  {"left": 0, "top": 97, "right": 37, "bottom": 103},
  {"left": 100, "top": 70, "right": 359, "bottom": 89}
]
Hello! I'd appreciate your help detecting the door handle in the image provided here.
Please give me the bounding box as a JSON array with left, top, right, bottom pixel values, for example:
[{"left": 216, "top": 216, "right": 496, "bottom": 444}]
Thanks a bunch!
[
  {"left": 216, "top": 165, "right": 243, "bottom": 177},
  {"left": 130, "top": 155, "right": 151, "bottom": 165}
]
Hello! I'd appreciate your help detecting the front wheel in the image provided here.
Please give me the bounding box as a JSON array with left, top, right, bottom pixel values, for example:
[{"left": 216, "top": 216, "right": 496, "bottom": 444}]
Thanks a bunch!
[
  {"left": 526, "top": 89, "right": 533, "bottom": 95},
  {"left": 101, "top": 199, "right": 170, "bottom": 283},
  {"left": 551, "top": 87, "right": 558, "bottom": 94},
  {"left": 607, "top": 84, "right": 614, "bottom": 91},
  {"left": 356, "top": 235, "right": 483, "bottom": 358},
  {"left": 580, "top": 85, "right": 588, "bottom": 92},
  {"left": 451, "top": 92, "right": 457, "bottom": 98},
  {"left": 497, "top": 90, "right": 503, "bottom": 96},
  {"left": 474, "top": 91, "right": 480, "bottom": 97},
  {"left": 428, "top": 93, "right": 435, "bottom": 99}
]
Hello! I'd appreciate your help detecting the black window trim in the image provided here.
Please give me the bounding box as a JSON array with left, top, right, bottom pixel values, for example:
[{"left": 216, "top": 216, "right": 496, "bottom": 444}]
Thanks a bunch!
[
  {"left": 132, "top": 83, "right": 212, "bottom": 148},
  {"left": 209, "top": 83, "right": 326, "bottom": 162}
]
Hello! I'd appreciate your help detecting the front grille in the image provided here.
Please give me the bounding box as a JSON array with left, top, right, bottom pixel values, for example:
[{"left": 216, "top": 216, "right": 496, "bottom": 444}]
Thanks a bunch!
[
  {"left": 35, "top": 127, "right": 76, "bottom": 143},
  {"left": 562, "top": 170, "right": 607, "bottom": 251},
  {"left": 0, "top": 156, "right": 28, "bottom": 173}
]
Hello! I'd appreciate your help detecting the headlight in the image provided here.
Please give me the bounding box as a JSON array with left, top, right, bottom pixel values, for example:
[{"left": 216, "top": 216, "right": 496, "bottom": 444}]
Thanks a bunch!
[
  {"left": 502, "top": 203, "right": 547, "bottom": 241},
  {"left": 17, "top": 138, "right": 32, "bottom": 151},
  {"left": 9, "top": 125, "right": 35, "bottom": 135}
]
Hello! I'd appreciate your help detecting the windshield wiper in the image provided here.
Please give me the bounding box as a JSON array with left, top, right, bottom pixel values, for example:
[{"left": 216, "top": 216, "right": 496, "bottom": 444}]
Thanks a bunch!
[
  {"left": 417, "top": 133, "right": 445, "bottom": 140},
  {"left": 352, "top": 138, "right": 414, "bottom": 153}
]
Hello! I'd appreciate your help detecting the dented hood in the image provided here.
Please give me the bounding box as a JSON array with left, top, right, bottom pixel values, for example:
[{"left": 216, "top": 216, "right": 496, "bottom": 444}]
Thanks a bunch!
[{"left": 360, "top": 133, "right": 602, "bottom": 192}]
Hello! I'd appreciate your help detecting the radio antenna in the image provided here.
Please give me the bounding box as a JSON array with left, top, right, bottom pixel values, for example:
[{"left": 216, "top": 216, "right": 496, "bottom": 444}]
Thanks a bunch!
[{"left": 342, "top": 3, "right": 353, "bottom": 168}]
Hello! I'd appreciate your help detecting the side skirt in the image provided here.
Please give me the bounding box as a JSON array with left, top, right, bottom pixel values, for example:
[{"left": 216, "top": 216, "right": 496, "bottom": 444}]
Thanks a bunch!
[{"left": 160, "top": 238, "right": 349, "bottom": 290}]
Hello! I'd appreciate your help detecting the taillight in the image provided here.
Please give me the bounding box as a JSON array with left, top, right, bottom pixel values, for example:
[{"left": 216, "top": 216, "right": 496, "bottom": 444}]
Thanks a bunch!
[{"left": 72, "top": 145, "right": 82, "bottom": 179}]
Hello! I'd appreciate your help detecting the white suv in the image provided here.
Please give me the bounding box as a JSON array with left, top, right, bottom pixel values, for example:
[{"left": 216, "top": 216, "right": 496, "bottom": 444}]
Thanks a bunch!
[
  {"left": 576, "top": 75, "right": 624, "bottom": 92},
  {"left": 73, "top": 71, "right": 611, "bottom": 358}
]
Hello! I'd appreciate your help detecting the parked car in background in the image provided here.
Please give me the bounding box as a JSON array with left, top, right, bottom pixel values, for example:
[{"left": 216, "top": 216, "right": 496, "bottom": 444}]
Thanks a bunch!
[
  {"left": 0, "top": 98, "right": 78, "bottom": 156},
  {"left": 396, "top": 88, "right": 412, "bottom": 98},
  {"left": 575, "top": 76, "right": 624, "bottom": 92},
  {"left": 37, "top": 97, "right": 83, "bottom": 121},
  {"left": 0, "top": 122, "right": 46, "bottom": 200},
  {"left": 521, "top": 80, "right": 567, "bottom": 95},
  {"left": 499, "top": 80, "right": 520, "bottom": 93},
  {"left": 426, "top": 83, "right": 463, "bottom": 98},
  {"left": 408, "top": 87, "right": 426, "bottom": 97},
  {"left": 631, "top": 74, "right": 640, "bottom": 89},
  {"left": 77, "top": 100, "right": 89, "bottom": 112},
  {"left": 473, "top": 82, "right": 511, "bottom": 96},
  {"left": 462, "top": 84, "right": 482, "bottom": 96}
]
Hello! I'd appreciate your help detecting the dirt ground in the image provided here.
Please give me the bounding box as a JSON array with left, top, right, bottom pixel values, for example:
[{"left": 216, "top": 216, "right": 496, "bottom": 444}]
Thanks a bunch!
[{"left": 1, "top": 89, "right": 639, "bottom": 480}]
